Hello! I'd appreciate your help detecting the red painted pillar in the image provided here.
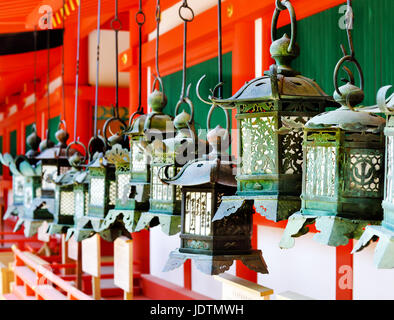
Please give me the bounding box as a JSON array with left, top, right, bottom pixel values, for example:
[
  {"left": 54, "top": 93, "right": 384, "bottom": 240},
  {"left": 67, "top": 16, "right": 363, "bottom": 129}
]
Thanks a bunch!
[
  {"left": 232, "top": 20, "right": 257, "bottom": 283},
  {"left": 336, "top": 240, "right": 353, "bottom": 300}
]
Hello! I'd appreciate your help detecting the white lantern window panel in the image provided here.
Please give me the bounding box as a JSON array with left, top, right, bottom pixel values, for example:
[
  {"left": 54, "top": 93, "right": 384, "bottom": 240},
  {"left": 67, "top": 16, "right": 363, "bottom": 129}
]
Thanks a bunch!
[
  {"left": 74, "top": 190, "right": 85, "bottom": 218},
  {"left": 90, "top": 178, "right": 105, "bottom": 206},
  {"left": 14, "top": 176, "right": 24, "bottom": 197},
  {"left": 131, "top": 143, "right": 147, "bottom": 172},
  {"left": 24, "top": 185, "right": 33, "bottom": 208},
  {"left": 152, "top": 166, "right": 174, "bottom": 201},
  {"left": 109, "top": 180, "right": 117, "bottom": 205},
  {"left": 184, "top": 191, "right": 212, "bottom": 236},
  {"left": 42, "top": 165, "right": 58, "bottom": 191},
  {"left": 305, "top": 146, "right": 336, "bottom": 197},
  {"left": 117, "top": 174, "right": 130, "bottom": 200},
  {"left": 385, "top": 136, "right": 394, "bottom": 204},
  {"left": 60, "top": 191, "right": 75, "bottom": 216}
]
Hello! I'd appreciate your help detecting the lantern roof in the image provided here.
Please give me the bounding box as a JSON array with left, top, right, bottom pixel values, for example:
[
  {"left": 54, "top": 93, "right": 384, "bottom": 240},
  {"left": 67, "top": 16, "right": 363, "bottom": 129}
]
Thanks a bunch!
[
  {"left": 306, "top": 108, "right": 386, "bottom": 133},
  {"left": 125, "top": 113, "right": 176, "bottom": 138},
  {"left": 211, "top": 65, "right": 331, "bottom": 107},
  {"left": 105, "top": 144, "right": 130, "bottom": 166},
  {"left": 161, "top": 157, "right": 236, "bottom": 188},
  {"left": 54, "top": 168, "right": 80, "bottom": 186},
  {"left": 73, "top": 170, "right": 89, "bottom": 185},
  {"left": 87, "top": 152, "right": 112, "bottom": 168}
]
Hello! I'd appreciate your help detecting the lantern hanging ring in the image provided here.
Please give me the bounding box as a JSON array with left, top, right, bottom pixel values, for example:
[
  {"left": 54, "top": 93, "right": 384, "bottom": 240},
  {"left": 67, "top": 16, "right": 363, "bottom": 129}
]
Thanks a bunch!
[
  {"left": 87, "top": 132, "right": 106, "bottom": 161},
  {"left": 179, "top": 0, "right": 194, "bottom": 22},
  {"left": 103, "top": 115, "right": 127, "bottom": 146},
  {"left": 271, "top": 0, "right": 297, "bottom": 54},
  {"left": 66, "top": 138, "right": 88, "bottom": 165}
]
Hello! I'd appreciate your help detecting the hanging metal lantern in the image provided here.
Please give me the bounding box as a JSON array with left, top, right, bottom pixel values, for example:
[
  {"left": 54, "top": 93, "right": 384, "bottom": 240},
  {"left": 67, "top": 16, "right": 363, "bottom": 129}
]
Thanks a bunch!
[
  {"left": 204, "top": 0, "right": 337, "bottom": 223},
  {"left": 47, "top": 142, "right": 87, "bottom": 235},
  {"left": 162, "top": 108, "right": 268, "bottom": 275},
  {"left": 280, "top": 13, "right": 386, "bottom": 247},
  {"left": 1, "top": 127, "right": 41, "bottom": 221},
  {"left": 65, "top": 157, "right": 95, "bottom": 242},
  {"left": 352, "top": 86, "right": 394, "bottom": 267},
  {"left": 14, "top": 122, "right": 73, "bottom": 237}
]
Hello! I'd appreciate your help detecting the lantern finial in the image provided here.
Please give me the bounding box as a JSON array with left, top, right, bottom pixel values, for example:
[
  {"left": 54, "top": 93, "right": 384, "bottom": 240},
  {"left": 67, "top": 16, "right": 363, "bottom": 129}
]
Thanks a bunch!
[{"left": 270, "top": 0, "right": 300, "bottom": 76}]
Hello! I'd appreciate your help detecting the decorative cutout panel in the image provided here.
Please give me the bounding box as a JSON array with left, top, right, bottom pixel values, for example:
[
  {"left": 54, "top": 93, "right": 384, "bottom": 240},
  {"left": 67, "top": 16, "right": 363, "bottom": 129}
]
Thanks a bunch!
[
  {"left": 385, "top": 136, "right": 394, "bottom": 204},
  {"left": 345, "top": 149, "right": 383, "bottom": 197},
  {"left": 42, "top": 165, "right": 57, "bottom": 191},
  {"left": 240, "top": 116, "right": 277, "bottom": 175},
  {"left": 117, "top": 174, "right": 129, "bottom": 200}
]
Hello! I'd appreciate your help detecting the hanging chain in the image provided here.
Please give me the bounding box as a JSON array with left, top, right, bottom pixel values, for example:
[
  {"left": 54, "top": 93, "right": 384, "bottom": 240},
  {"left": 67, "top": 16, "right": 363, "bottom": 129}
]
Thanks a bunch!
[
  {"left": 33, "top": 27, "right": 38, "bottom": 128},
  {"left": 93, "top": 0, "right": 102, "bottom": 137},
  {"left": 136, "top": 0, "right": 145, "bottom": 114},
  {"left": 46, "top": 25, "right": 51, "bottom": 140},
  {"left": 155, "top": 0, "right": 161, "bottom": 84},
  {"left": 61, "top": 0, "right": 66, "bottom": 123},
  {"left": 111, "top": 0, "right": 122, "bottom": 119},
  {"left": 73, "top": 0, "right": 82, "bottom": 142},
  {"left": 178, "top": 0, "right": 194, "bottom": 102},
  {"left": 334, "top": 0, "right": 364, "bottom": 97},
  {"left": 217, "top": 0, "right": 223, "bottom": 99}
]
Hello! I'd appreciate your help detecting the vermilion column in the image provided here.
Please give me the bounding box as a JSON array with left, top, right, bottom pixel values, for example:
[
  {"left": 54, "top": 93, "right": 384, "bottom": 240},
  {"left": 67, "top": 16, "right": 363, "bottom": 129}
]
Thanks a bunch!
[
  {"left": 262, "top": 16, "right": 275, "bottom": 72},
  {"left": 232, "top": 20, "right": 257, "bottom": 283}
]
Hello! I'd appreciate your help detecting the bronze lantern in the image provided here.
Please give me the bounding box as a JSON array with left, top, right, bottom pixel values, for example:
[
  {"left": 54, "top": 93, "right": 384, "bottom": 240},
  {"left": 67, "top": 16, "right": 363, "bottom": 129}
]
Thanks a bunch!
[
  {"left": 14, "top": 123, "right": 73, "bottom": 237},
  {"left": 280, "top": 38, "right": 386, "bottom": 248},
  {"left": 1, "top": 126, "right": 41, "bottom": 221},
  {"left": 353, "top": 86, "right": 394, "bottom": 268},
  {"left": 208, "top": 0, "right": 337, "bottom": 223},
  {"left": 162, "top": 113, "right": 268, "bottom": 275}
]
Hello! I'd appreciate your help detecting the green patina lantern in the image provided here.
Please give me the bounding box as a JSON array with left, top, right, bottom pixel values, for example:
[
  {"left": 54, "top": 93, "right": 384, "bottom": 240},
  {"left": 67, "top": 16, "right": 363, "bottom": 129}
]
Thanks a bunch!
[
  {"left": 162, "top": 120, "right": 268, "bottom": 275},
  {"left": 134, "top": 98, "right": 189, "bottom": 236},
  {"left": 47, "top": 142, "right": 87, "bottom": 236},
  {"left": 65, "top": 167, "right": 95, "bottom": 242},
  {"left": 280, "top": 41, "right": 386, "bottom": 247},
  {"left": 208, "top": 0, "right": 337, "bottom": 222},
  {"left": 72, "top": 134, "right": 131, "bottom": 242},
  {"left": 353, "top": 86, "right": 394, "bottom": 268},
  {"left": 14, "top": 123, "right": 73, "bottom": 237},
  {"left": 102, "top": 115, "right": 152, "bottom": 234},
  {"left": 1, "top": 126, "right": 41, "bottom": 221}
]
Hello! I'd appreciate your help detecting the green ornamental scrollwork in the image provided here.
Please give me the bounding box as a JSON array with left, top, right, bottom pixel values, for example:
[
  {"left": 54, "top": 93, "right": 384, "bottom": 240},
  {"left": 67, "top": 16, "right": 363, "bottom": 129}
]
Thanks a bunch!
[{"left": 239, "top": 102, "right": 275, "bottom": 114}]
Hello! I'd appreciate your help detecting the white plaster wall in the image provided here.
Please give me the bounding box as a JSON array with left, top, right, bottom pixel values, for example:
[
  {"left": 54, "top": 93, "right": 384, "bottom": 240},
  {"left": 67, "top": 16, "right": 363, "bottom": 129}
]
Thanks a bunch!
[
  {"left": 353, "top": 239, "right": 394, "bottom": 300},
  {"left": 257, "top": 226, "right": 336, "bottom": 300},
  {"left": 190, "top": 261, "right": 223, "bottom": 300},
  {"left": 88, "top": 29, "right": 129, "bottom": 87},
  {"left": 149, "top": 226, "right": 184, "bottom": 287}
]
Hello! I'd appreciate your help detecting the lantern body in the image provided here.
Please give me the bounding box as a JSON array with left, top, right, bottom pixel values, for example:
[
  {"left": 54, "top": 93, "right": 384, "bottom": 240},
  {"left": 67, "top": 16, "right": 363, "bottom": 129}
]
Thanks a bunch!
[
  {"left": 162, "top": 156, "right": 268, "bottom": 275},
  {"left": 180, "top": 184, "right": 254, "bottom": 255},
  {"left": 301, "top": 128, "right": 384, "bottom": 220},
  {"left": 87, "top": 160, "right": 116, "bottom": 219},
  {"left": 213, "top": 69, "right": 337, "bottom": 222},
  {"left": 65, "top": 171, "right": 95, "bottom": 242},
  {"left": 12, "top": 174, "right": 25, "bottom": 207}
]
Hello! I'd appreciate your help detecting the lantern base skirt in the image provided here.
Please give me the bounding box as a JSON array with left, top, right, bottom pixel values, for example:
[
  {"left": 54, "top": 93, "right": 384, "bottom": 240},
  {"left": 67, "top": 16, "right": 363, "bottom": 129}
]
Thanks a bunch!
[
  {"left": 217, "top": 195, "right": 300, "bottom": 222},
  {"left": 13, "top": 217, "right": 52, "bottom": 238},
  {"left": 3, "top": 205, "right": 23, "bottom": 220},
  {"left": 280, "top": 212, "right": 380, "bottom": 248},
  {"left": 135, "top": 212, "right": 181, "bottom": 236},
  {"left": 65, "top": 226, "right": 96, "bottom": 242},
  {"left": 102, "top": 209, "right": 142, "bottom": 233},
  {"left": 352, "top": 225, "right": 394, "bottom": 269},
  {"left": 163, "top": 249, "right": 268, "bottom": 276},
  {"left": 47, "top": 222, "right": 73, "bottom": 235}
]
